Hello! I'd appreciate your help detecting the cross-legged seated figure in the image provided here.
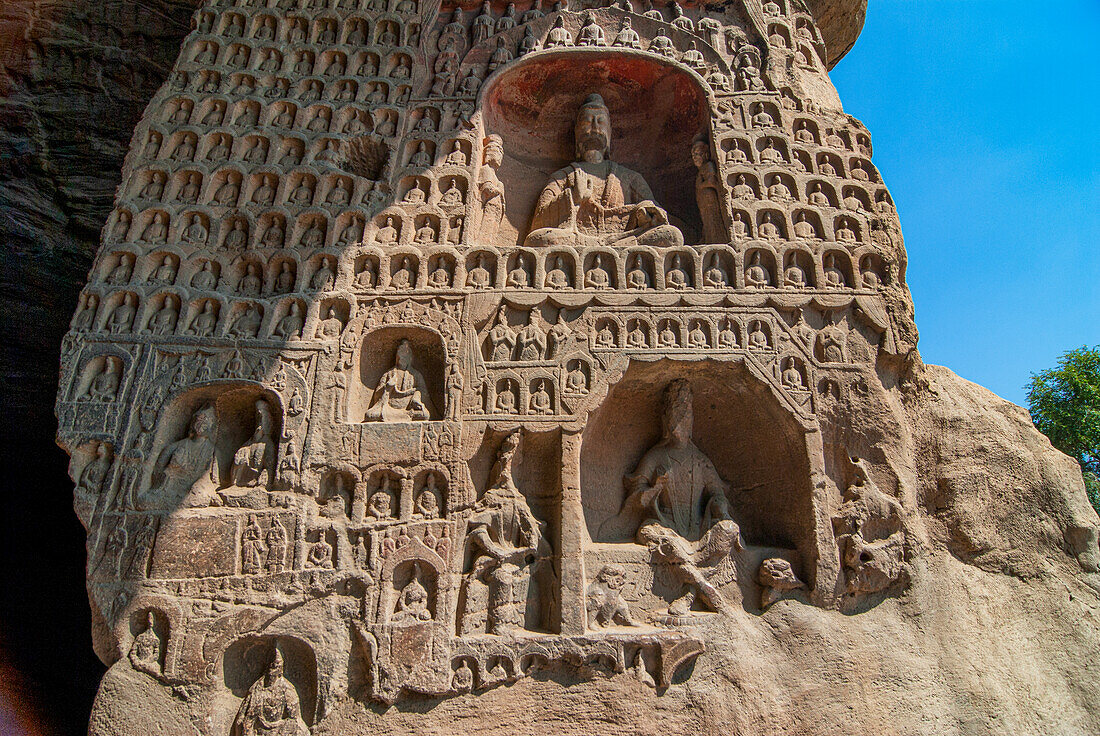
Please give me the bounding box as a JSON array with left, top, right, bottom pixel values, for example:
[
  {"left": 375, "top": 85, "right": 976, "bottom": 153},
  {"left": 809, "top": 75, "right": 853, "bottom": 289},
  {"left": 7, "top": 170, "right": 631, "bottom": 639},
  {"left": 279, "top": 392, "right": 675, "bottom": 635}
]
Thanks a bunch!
[
  {"left": 524, "top": 94, "right": 683, "bottom": 249},
  {"left": 365, "top": 339, "right": 435, "bottom": 422},
  {"left": 613, "top": 379, "right": 742, "bottom": 617}
]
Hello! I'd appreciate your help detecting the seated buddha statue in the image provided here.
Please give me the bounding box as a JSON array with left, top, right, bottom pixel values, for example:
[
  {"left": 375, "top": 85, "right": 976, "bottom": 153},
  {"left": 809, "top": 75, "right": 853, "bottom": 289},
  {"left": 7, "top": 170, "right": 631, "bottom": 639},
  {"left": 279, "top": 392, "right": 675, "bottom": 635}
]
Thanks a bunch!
[{"left": 524, "top": 94, "right": 683, "bottom": 249}]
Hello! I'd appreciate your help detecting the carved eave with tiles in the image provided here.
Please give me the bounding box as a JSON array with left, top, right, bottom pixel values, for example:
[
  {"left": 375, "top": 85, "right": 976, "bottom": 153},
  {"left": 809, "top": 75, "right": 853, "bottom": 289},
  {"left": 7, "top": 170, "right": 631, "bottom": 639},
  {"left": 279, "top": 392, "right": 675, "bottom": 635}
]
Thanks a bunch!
[{"left": 57, "top": 0, "right": 1038, "bottom": 732}]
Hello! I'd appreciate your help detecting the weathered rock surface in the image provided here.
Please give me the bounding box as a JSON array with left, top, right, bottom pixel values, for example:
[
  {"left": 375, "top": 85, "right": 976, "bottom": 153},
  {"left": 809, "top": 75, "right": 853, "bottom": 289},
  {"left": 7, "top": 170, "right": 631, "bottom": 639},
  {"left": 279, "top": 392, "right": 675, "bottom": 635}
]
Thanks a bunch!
[{"left": 0, "top": 1, "right": 1095, "bottom": 735}]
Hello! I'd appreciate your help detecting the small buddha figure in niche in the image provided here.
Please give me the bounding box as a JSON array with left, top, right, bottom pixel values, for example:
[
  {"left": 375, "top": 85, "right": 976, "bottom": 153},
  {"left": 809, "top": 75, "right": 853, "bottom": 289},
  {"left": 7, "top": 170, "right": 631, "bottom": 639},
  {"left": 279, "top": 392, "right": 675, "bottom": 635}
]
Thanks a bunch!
[
  {"left": 368, "top": 486, "right": 394, "bottom": 520},
  {"left": 584, "top": 254, "right": 611, "bottom": 289},
  {"left": 462, "top": 430, "right": 552, "bottom": 634},
  {"left": 444, "top": 140, "right": 467, "bottom": 166},
  {"left": 86, "top": 358, "right": 121, "bottom": 401},
  {"left": 718, "top": 320, "right": 737, "bottom": 349},
  {"left": 188, "top": 302, "right": 217, "bottom": 337},
  {"left": 627, "top": 322, "right": 647, "bottom": 348},
  {"left": 376, "top": 218, "right": 398, "bottom": 245},
  {"left": 692, "top": 140, "right": 725, "bottom": 244},
  {"left": 835, "top": 220, "right": 857, "bottom": 243},
  {"left": 390, "top": 257, "right": 415, "bottom": 290},
  {"left": 665, "top": 255, "right": 689, "bottom": 289},
  {"left": 688, "top": 322, "right": 708, "bottom": 349},
  {"left": 627, "top": 254, "right": 649, "bottom": 289},
  {"left": 231, "top": 647, "right": 307, "bottom": 736},
  {"left": 467, "top": 255, "right": 492, "bottom": 289},
  {"left": 393, "top": 564, "right": 433, "bottom": 623},
  {"left": 658, "top": 321, "right": 678, "bottom": 348},
  {"left": 782, "top": 358, "right": 805, "bottom": 390},
  {"left": 403, "top": 181, "right": 427, "bottom": 204},
  {"left": 439, "top": 180, "right": 464, "bottom": 207},
  {"left": 566, "top": 363, "right": 588, "bottom": 394},
  {"left": 731, "top": 211, "right": 749, "bottom": 240},
  {"left": 428, "top": 258, "right": 451, "bottom": 287},
  {"left": 703, "top": 253, "right": 728, "bottom": 288},
  {"left": 228, "top": 305, "right": 261, "bottom": 338},
  {"left": 416, "top": 221, "right": 438, "bottom": 245},
  {"left": 410, "top": 142, "right": 432, "bottom": 168},
  {"left": 416, "top": 475, "right": 441, "bottom": 519},
  {"left": 767, "top": 176, "right": 792, "bottom": 202},
  {"left": 316, "top": 306, "right": 342, "bottom": 339},
  {"left": 143, "top": 404, "right": 217, "bottom": 509},
  {"left": 732, "top": 175, "right": 756, "bottom": 200},
  {"left": 107, "top": 253, "right": 133, "bottom": 285},
  {"left": 529, "top": 379, "right": 553, "bottom": 415},
  {"left": 793, "top": 212, "right": 817, "bottom": 240},
  {"left": 183, "top": 215, "right": 208, "bottom": 244},
  {"left": 274, "top": 303, "right": 304, "bottom": 339},
  {"left": 748, "top": 321, "right": 769, "bottom": 350},
  {"left": 613, "top": 18, "right": 641, "bottom": 48},
  {"left": 726, "top": 142, "right": 748, "bottom": 165},
  {"left": 808, "top": 182, "right": 830, "bottom": 207},
  {"left": 745, "top": 251, "right": 770, "bottom": 289},
  {"left": 525, "top": 94, "right": 683, "bottom": 249},
  {"left": 129, "top": 611, "right": 161, "bottom": 674},
  {"left": 365, "top": 339, "right": 434, "bottom": 422},
  {"left": 77, "top": 443, "right": 112, "bottom": 495},
  {"left": 507, "top": 254, "right": 530, "bottom": 288},
  {"left": 545, "top": 256, "right": 570, "bottom": 289},
  {"left": 230, "top": 400, "right": 276, "bottom": 488},
  {"left": 495, "top": 385, "right": 517, "bottom": 414},
  {"left": 784, "top": 254, "right": 808, "bottom": 288},
  {"left": 860, "top": 256, "right": 881, "bottom": 289},
  {"left": 760, "top": 212, "right": 782, "bottom": 239},
  {"left": 149, "top": 296, "right": 179, "bottom": 335},
  {"left": 596, "top": 323, "right": 615, "bottom": 348},
  {"left": 488, "top": 37, "right": 513, "bottom": 71},
  {"left": 608, "top": 380, "right": 741, "bottom": 616},
  {"left": 823, "top": 253, "right": 846, "bottom": 287}
]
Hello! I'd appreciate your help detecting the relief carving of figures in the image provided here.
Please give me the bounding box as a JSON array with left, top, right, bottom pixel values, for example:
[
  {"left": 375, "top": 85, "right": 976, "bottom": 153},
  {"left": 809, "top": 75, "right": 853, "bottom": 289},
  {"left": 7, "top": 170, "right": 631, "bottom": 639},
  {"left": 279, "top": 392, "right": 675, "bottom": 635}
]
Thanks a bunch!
[
  {"left": 460, "top": 431, "right": 553, "bottom": 635},
  {"left": 525, "top": 94, "right": 683, "bottom": 249},
  {"left": 692, "top": 140, "right": 726, "bottom": 244},
  {"left": 365, "top": 339, "right": 435, "bottom": 422},
  {"left": 586, "top": 564, "right": 637, "bottom": 628},
  {"left": 138, "top": 404, "right": 218, "bottom": 509},
  {"left": 129, "top": 611, "right": 162, "bottom": 676},
  {"left": 231, "top": 647, "right": 307, "bottom": 736},
  {"left": 606, "top": 380, "right": 741, "bottom": 618},
  {"left": 229, "top": 400, "right": 276, "bottom": 489},
  {"left": 477, "top": 135, "right": 506, "bottom": 243}
]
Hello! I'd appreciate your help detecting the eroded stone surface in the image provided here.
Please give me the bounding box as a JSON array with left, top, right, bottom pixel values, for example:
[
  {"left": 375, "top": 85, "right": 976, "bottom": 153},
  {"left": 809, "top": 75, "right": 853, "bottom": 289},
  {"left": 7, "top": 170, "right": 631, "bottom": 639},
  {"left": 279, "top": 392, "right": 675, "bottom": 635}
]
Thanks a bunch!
[{"left": 49, "top": 1, "right": 1100, "bottom": 733}]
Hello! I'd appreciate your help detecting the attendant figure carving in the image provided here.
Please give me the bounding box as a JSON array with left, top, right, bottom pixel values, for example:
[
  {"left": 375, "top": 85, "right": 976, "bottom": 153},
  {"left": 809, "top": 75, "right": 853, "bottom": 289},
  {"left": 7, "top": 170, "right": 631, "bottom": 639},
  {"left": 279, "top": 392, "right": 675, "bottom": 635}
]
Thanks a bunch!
[
  {"left": 525, "top": 95, "right": 683, "bottom": 249},
  {"left": 461, "top": 431, "right": 552, "bottom": 634}
]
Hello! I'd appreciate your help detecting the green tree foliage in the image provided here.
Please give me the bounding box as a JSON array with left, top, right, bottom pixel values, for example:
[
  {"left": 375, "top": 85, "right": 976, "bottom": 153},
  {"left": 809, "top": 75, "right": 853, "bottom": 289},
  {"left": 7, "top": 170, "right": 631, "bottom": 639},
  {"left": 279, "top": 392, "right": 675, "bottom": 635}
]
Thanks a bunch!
[{"left": 1027, "top": 345, "right": 1100, "bottom": 514}]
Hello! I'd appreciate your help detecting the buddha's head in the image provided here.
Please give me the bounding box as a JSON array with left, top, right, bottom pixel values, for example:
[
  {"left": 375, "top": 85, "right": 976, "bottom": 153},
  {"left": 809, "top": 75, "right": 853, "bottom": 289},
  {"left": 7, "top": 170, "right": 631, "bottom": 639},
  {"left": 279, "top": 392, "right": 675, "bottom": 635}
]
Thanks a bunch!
[{"left": 575, "top": 94, "right": 612, "bottom": 162}]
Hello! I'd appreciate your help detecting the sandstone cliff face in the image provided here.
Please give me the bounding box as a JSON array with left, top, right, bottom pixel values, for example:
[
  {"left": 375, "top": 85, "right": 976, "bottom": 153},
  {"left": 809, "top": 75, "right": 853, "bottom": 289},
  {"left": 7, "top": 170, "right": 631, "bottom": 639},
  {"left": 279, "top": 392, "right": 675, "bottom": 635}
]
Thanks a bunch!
[
  {"left": 0, "top": 1, "right": 194, "bottom": 730},
  {"left": 86, "top": 363, "right": 1100, "bottom": 736},
  {"left": 2, "top": 1, "right": 1097, "bottom": 735}
]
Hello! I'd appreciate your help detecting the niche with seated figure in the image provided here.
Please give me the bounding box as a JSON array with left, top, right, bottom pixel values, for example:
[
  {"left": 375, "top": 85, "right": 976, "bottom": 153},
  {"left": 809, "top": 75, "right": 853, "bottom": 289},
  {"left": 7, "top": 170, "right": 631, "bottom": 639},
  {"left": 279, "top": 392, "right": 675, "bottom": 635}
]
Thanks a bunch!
[
  {"left": 480, "top": 51, "right": 711, "bottom": 249},
  {"left": 349, "top": 327, "right": 446, "bottom": 423},
  {"left": 219, "top": 636, "right": 316, "bottom": 733},
  {"left": 580, "top": 359, "right": 823, "bottom": 615},
  {"left": 134, "top": 383, "right": 283, "bottom": 511}
]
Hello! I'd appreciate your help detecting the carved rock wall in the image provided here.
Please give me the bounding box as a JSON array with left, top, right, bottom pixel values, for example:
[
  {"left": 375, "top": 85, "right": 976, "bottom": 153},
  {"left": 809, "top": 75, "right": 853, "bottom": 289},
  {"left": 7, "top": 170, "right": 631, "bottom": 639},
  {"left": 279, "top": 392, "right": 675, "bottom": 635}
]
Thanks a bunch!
[{"left": 5, "top": 1, "right": 1099, "bottom": 735}]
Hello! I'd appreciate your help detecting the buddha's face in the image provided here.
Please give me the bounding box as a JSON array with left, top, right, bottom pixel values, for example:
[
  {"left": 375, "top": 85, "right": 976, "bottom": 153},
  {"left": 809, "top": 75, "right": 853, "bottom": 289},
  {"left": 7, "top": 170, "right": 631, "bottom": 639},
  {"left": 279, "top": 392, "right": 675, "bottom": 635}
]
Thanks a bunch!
[{"left": 575, "top": 104, "right": 611, "bottom": 160}]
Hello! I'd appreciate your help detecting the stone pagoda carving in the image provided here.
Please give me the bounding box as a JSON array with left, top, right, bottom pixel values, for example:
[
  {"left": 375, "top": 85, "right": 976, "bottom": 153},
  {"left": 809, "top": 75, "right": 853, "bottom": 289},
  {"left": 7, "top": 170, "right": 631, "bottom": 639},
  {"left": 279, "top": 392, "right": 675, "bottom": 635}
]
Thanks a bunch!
[{"left": 55, "top": 0, "right": 1100, "bottom": 733}]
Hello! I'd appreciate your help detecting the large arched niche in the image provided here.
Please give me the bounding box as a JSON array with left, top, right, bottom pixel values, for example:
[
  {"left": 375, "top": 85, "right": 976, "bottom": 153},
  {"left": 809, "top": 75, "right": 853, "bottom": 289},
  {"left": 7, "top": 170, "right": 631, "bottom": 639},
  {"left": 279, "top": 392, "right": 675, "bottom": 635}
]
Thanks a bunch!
[
  {"left": 480, "top": 50, "right": 711, "bottom": 247},
  {"left": 580, "top": 359, "right": 820, "bottom": 565},
  {"left": 349, "top": 326, "right": 447, "bottom": 423}
]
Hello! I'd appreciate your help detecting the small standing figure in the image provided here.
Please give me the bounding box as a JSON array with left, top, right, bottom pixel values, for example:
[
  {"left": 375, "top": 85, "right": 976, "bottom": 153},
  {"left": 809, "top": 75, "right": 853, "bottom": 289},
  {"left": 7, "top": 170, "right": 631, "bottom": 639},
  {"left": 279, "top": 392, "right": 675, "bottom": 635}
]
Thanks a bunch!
[
  {"left": 586, "top": 564, "right": 637, "bottom": 628},
  {"left": 692, "top": 140, "right": 726, "bottom": 244}
]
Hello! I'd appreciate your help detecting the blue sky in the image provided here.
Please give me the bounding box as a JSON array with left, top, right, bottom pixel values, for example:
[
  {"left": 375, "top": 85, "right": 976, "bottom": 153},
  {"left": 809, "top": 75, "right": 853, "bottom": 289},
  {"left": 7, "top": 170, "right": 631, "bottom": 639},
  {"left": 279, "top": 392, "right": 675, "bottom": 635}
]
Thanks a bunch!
[{"left": 829, "top": 1, "right": 1100, "bottom": 406}]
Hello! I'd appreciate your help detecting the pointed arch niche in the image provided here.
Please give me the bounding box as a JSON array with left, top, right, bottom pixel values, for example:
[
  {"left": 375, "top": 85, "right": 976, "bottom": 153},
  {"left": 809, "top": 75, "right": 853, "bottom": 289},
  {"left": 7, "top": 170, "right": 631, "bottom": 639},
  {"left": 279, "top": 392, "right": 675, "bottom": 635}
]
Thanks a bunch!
[
  {"left": 480, "top": 50, "right": 713, "bottom": 248},
  {"left": 578, "top": 359, "right": 833, "bottom": 602}
]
